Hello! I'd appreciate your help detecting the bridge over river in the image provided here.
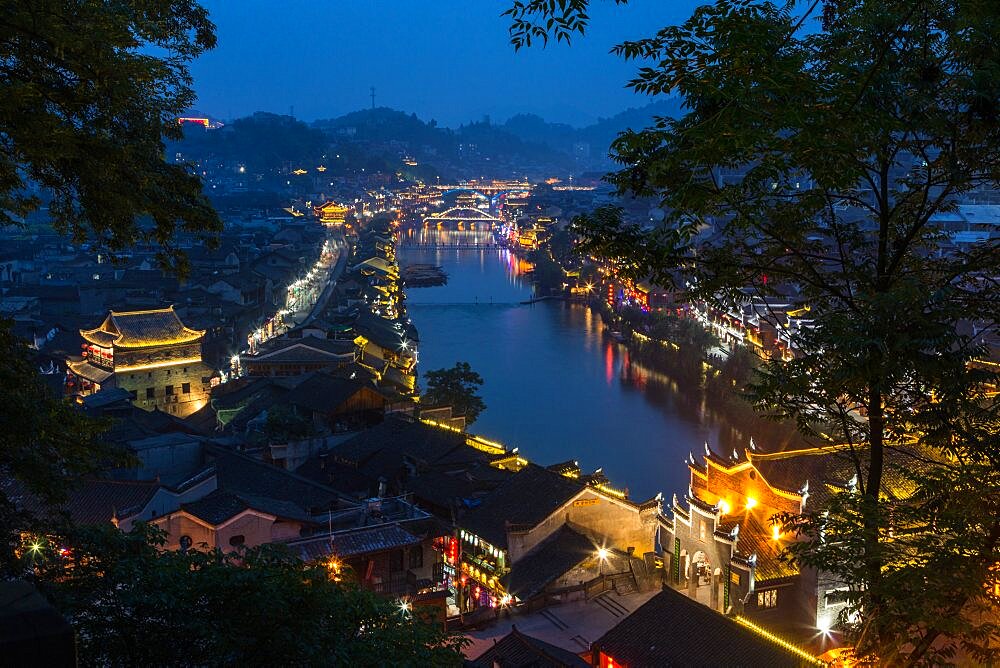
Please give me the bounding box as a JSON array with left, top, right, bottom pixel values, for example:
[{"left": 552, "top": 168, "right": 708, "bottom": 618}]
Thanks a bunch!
[{"left": 397, "top": 239, "right": 502, "bottom": 250}]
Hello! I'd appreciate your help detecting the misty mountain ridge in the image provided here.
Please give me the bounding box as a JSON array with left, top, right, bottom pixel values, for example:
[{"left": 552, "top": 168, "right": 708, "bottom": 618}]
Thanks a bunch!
[
  {"left": 176, "top": 99, "right": 683, "bottom": 175},
  {"left": 311, "top": 98, "right": 684, "bottom": 159}
]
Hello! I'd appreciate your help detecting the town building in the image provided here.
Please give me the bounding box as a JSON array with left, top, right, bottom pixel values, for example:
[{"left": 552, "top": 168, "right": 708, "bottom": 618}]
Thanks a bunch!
[
  {"left": 656, "top": 442, "right": 923, "bottom": 647},
  {"left": 68, "top": 306, "right": 214, "bottom": 417},
  {"left": 241, "top": 335, "right": 356, "bottom": 377},
  {"left": 456, "top": 464, "right": 661, "bottom": 617},
  {"left": 314, "top": 201, "right": 350, "bottom": 226},
  {"left": 469, "top": 626, "right": 590, "bottom": 667},
  {"left": 592, "top": 586, "right": 822, "bottom": 667}
]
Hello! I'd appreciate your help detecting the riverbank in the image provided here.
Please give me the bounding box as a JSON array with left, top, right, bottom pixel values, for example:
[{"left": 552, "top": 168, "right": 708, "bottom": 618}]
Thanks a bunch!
[
  {"left": 586, "top": 299, "right": 804, "bottom": 452},
  {"left": 399, "top": 228, "right": 794, "bottom": 497},
  {"left": 499, "top": 235, "right": 803, "bottom": 452}
]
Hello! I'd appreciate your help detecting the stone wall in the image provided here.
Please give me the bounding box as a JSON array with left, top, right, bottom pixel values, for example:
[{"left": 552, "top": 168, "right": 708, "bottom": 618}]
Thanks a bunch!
[
  {"left": 507, "top": 488, "right": 657, "bottom": 564},
  {"left": 115, "top": 359, "right": 213, "bottom": 418}
]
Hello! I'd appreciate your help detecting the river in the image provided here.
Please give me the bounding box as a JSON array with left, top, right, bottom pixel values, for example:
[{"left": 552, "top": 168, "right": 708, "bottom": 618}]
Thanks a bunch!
[{"left": 399, "top": 228, "right": 743, "bottom": 501}]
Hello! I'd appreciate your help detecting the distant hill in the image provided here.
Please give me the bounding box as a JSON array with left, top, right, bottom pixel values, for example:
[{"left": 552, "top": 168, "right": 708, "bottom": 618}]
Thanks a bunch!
[
  {"left": 500, "top": 98, "right": 685, "bottom": 157},
  {"left": 314, "top": 107, "right": 572, "bottom": 167},
  {"left": 170, "top": 112, "right": 328, "bottom": 171},
  {"left": 314, "top": 108, "right": 453, "bottom": 153},
  {"left": 170, "top": 101, "right": 687, "bottom": 179}
]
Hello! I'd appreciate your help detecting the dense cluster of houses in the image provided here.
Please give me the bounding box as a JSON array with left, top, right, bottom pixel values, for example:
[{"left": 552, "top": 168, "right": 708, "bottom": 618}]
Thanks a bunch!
[
  {"left": 3, "top": 206, "right": 874, "bottom": 665},
  {"left": 1, "top": 216, "right": 332, "bottom": 391}
]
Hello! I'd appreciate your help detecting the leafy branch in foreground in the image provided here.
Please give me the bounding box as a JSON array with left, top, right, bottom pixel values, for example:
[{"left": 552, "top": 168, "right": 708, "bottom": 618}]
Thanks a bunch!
[
  {"left": 1, "top": 0, "right": 223, "bottom": 273},
  {"left": 524, "top": 0, "right": 1000, "bottom": 662},
  {"left": 25, "top": 524, "right": 466, "bottom": 667},
  {"left": 502, "top": 0, "right": 629, "bottom": 50}
]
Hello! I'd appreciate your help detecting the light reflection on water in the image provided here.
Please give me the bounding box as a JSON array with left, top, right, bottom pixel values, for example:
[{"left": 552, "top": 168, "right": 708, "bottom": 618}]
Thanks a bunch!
[{"left": 400, "top": 231, "right": 736, "bottom": 500}]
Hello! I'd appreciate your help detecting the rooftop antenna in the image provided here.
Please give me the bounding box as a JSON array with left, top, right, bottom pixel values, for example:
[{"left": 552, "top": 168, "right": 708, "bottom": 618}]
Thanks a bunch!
[{"left": 370, "top": 86, "right": 376, "bottom": 110}]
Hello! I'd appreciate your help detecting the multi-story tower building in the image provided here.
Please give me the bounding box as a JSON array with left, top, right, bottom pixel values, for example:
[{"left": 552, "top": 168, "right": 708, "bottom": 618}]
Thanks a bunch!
[{"left": 68, "top": 306, "right": 214, "bottom": 417}]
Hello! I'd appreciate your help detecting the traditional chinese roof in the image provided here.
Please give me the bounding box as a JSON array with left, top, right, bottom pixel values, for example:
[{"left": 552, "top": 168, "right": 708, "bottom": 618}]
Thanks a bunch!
[
  {"left": 283, "top": 374, "right": 386, "bottom": 415},
  {"left": 502, "top": 524, "right": 594, "bottom": 601},
  {"left": 736, "top": 514, "right": 798, "bottom": 582},
  {"left": 2, "top": 477, "right": 160, "bottom": 526},
  {"left": 329, "top": 417, "right": 481, "bottom": 478},
  {"left": 179, "top": 490, "right": 317, "bottom": 526},
  {"left": 746, "top": 444, "right": 929, "bottom": 505},
  {"left": 462, "top": 464, "right": 585, "bottom": 549},
  {"left": 287, "top": 524, "right": 422, "bottom": 561},
  {"left": 246, "top": 337, "right": 355, "bottom": 364},
  {"left": 693, "top": 444, "right": 936, "bottom": 584},
  {"left": 66, "top": 359, "right": 114, "bottom": 384},
  {"left": 469, "top": 626, "right": 590, "bottom": 667},
  {"left": 594, "top": 587, "right": 818, "bottom": 667},
  {"left": 210, "top": 448, "right": 343, "bottom": 514},
  {"left": 80, "top": 306, "right": 204, "bottom": 349}
]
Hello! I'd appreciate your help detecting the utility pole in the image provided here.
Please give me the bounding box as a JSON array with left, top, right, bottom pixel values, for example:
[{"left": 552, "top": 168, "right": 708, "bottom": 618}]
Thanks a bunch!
[{"left": 370, "top": 86, "right": 376, "bottom": 110}]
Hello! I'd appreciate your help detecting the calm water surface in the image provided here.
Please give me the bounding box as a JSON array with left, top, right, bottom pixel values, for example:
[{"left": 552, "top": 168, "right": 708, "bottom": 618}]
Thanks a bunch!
[{"left": 400, "top": 229, "right": 735, "bottom": 500}]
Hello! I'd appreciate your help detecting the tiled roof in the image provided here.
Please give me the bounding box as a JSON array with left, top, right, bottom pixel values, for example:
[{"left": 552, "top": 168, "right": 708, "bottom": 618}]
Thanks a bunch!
[
  {"left": 80, "top": 306, "right": 203, "bottom": 349},
  {"left": 294, "top": 456, "right": 377, "bottom": 497},
  {"left": 329, "top": 417, "right": 483, "bottom": 479},
  {"left": 284, "top": 374, "right": 384, "bottom": 414},
  {"left": 595, "top": 587, "right": 816, "bottom": 667},
  {"left": 287, "top": 524, "right": 421, "bottom": 561},
  {"left": 249, "top": 337, "right": 355, "bottom": 363},
  {"left": 180, "top": 490, "right": 317, "bottom": 526},
  {"left": 502, "top": 525, "right": 594, "bottom": 601},
  {"left": 181, "top": 490, "right": 251, "bottom": 525},
  {"left": 470, "top": 626, "right": 590, "bottom": 667},
  {"left": 66, "top": 360, "right": 114, "bottom": 384},
  {"left": 5, "top": 477, "right": 160, "bottom": 525},
  {"left": 404, "top": 467, "right": 509, "bottom": 509},
  {"left": 210, "top": 448, "right": 343, "bottom": 514},
  {"left": 736, "top": 514, "right": 798, "bottom": 582},
  {"left": 748, "top": 444, "right": 933, "bottom": 506},
  {"left": 461, "top": 464, "right": 585, "bottom": 549}
]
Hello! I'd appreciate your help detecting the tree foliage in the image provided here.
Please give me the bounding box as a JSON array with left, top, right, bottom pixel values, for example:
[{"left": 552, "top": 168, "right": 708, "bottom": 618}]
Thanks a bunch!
[
  {"left": 422, "top": 362, "right": 486, "bottom": 425},
  {"left": 1, "top": 0, "right": 222, "bottom": 273},
  {"left": 513, "top": 0, "right": 1000, "bottom": 663},
  {"left": 24, "top": 524, "right": 465, "bottom": 667},
  {"left": 0, "top": 0, "right": 221, "bottom": 576},
  {"left": 503, "top": 0, "right": 628, "bottom": 50},
  {"left": 264, "top": 404, "right": 319, "bottom": 443},
  {"left": 0, "top": 321, "right": 131, "bottom": 576}
]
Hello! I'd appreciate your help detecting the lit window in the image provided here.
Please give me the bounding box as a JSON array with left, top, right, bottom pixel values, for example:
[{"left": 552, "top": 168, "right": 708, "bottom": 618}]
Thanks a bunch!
[{"left": 757, "top": 589, "right": 778, "bottom": 608}]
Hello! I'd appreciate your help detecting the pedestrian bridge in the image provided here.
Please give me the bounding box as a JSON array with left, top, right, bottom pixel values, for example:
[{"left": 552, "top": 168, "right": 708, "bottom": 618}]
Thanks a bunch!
[
  {"left": 421, "top": 206, "right": 506, "bottom": 230},
  {"left": 397, "top": 239, "right": 501, "bottom": 250}
]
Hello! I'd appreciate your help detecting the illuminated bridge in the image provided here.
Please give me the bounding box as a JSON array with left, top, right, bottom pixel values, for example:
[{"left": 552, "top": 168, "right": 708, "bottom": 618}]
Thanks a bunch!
[
  {"left": 430, "top": 180, "right": 532, "bottom": 197},
  {"left": 422, "top": 206, "right": 505, "bottom": 229}
]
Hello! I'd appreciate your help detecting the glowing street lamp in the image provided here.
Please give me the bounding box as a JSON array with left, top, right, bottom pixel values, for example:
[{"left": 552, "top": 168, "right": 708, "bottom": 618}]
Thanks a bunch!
[{"left": 597, "top": 547, "right": 609, "bottom": 576}]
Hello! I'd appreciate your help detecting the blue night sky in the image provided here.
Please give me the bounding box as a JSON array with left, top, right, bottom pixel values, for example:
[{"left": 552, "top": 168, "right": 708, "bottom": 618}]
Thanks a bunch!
[{"left": 190, "top": 0, "right": 701, "bottom": 127}]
